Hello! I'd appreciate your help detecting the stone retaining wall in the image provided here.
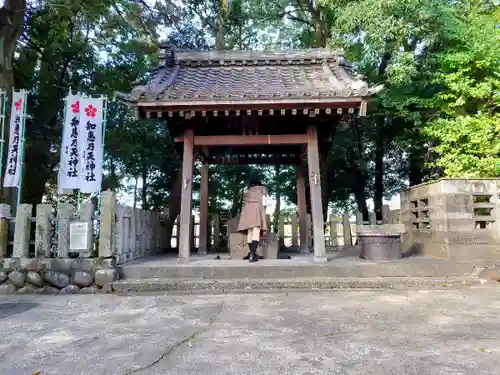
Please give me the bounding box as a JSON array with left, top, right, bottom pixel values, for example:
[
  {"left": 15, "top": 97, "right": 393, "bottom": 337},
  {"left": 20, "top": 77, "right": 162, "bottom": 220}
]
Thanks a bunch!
[
  {"left": 0, "top": 258, "right": 118, "bottom": 294},
  {"left": 400, "top": 178, "right": 500, "bottom": 261}
]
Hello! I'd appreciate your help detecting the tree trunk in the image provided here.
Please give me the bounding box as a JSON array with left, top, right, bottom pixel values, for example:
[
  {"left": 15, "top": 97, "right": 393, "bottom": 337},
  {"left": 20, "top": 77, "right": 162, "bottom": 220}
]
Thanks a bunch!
[
  {"left": 351, "top": 118, "right": 369, "bottom": 222},
  {"left": 319, "top": 127, "right": 335, "bottom": 222},
  {"left": 315, "top": 21, "right": 326, "bottom": 47},
  {"left": 21, "top": 130, "right": 61, "bottom": 205},
  {"left": 133, "top": 176, "right": 138, "bottom": 208},
  {"left": 230, "top": 187, "right": 241, "bottom": 218},
  {"left": 0, "top": 0, "right": 26, "bottom": 206},
  {"left": 12, "top": 43, "right": 71, "bottom": 206},
  {"left": 352, "top": 173, "right": 369, "bottom": 223},
  {"left": 0, "top": 0, "right": 25, "bottom": 91},
  {"left": 273, "top": 165, "right": 281, "bottom": 233},
  {"left": 107, "top": 156, "right": 118, "bottom": 191},
  {"left": 320, "top": 157, "right": 331, "bottom": 221},
  {"left": 373, "top": 117, "right": 385, "bottom": 223},
  {"left": 215, "top": 0, "right": 228, "bottom": 50},
  {"left": 164, "top": 168, "right": 182, "bottom": 250},
  {"left": 301, "top": 0, "right": 326, "bottom": 47},
  {"left": 21, "top": 166, "right": 53, "bottom": 205},
  {"left": 141, "top": 167, "right": 148, "bottom": 210},
  {"left": 408, "top": 144, "right": 425, "bottom": 186}
]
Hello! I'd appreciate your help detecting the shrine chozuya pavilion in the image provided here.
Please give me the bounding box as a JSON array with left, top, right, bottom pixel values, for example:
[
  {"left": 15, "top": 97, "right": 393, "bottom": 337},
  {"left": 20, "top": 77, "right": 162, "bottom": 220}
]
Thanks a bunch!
[{"left": 124, "top": 47, "right": 379, "bottom": 263}]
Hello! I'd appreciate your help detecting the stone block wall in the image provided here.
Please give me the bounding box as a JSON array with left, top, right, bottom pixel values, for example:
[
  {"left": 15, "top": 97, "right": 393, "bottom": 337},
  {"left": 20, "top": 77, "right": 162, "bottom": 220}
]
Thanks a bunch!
[
  {"left": 400, "top": 178, "right": 500, "bottom": 261},
  {"left": 0, "top": 258, "right": 117, "bottom": 294}
]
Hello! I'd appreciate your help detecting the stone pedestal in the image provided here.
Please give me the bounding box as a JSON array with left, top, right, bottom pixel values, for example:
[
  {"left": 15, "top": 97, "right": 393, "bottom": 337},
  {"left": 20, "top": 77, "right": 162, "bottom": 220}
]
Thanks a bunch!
[
  {"left": 358, "top": 234, "right": 402, "bottom": 261},
  {"left": 226, "top": 215, "right": 240, "bottom": 236},
  {"left": 259, "top": 233, "right": 279, "bottom": 259},
  {"left": 356, "top": 224, "right": 405, "bottom": 261},
  {"left": 228, "top": 232, "right": 278, "bottom": 260},
  {"left": 226, "top": 213, "right": 278, "bottom": 260}
]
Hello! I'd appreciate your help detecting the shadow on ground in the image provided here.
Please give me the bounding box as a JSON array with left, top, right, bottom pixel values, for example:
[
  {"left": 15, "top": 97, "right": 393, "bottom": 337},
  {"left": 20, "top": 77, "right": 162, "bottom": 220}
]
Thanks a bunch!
[{"left": 0, "top": 302, "right": 39, "bottom": 319}]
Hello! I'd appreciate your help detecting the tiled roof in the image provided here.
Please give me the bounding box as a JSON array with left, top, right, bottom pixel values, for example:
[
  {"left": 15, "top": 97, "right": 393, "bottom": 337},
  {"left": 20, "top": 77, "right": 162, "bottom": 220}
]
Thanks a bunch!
[{"left": 126, "top": 49, "right": 377, "bottom": 105}]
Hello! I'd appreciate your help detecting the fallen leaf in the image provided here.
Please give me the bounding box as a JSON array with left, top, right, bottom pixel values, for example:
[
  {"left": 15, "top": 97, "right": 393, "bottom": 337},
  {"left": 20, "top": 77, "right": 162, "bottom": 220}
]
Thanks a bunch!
[{"left": 479, "top": 347, "right": 491, "bottom": 353}]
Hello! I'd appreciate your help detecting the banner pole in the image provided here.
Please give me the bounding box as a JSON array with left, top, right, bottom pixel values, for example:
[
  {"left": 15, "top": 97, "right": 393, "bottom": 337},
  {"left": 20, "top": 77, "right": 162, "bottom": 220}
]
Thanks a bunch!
[
  {"left": 77, "top": 189, "right": 81, "bottom": 215},
  {"left": 96, "top": 95, "right": 108, "bottom": 214},
  {"left": 0, "top": 89, "right": 7, "bottom": 184},
  {"left": 16, "top": 89, "right": 28, "bottom": 208},
  {"left": 55, "top": 92, "right": 72, "bottom": 257},
  {"left": 76, "top": 90, "right": 81, "bottom": 215}
]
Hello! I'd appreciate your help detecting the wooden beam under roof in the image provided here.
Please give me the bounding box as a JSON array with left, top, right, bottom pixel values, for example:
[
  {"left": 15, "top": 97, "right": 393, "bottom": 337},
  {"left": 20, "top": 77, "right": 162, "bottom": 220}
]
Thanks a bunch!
[
  {"left": 208, "top": 155, "right": 300, "bottom": 165},
  {"left": 174, "top": 134, "right": 307, "bottom": 146}
]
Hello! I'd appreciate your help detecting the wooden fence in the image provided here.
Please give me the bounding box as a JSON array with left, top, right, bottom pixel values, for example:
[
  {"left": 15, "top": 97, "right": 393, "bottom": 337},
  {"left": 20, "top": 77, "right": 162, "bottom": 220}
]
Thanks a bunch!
[
  {"left": 115, "top": 204, "right": 168, "bottom": 264},
  {"left": 0, "top": 191, "right": 166, "bottom": 266},
  {"left": 168, "top": 205, "right": 402, "bottom": 250},
  {"left": 0, "top": 191, "right": 401, "bottom": 266}
]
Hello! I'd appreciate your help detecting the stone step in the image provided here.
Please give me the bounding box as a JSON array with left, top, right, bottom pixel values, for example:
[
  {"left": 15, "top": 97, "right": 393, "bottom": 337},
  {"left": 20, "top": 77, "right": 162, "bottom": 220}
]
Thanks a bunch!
[
  {"left": 117, "top": 259, "right": 479, "bottom": 280},
  {"left": 112, "top": 276, "right": 480, "bottom": 294}
]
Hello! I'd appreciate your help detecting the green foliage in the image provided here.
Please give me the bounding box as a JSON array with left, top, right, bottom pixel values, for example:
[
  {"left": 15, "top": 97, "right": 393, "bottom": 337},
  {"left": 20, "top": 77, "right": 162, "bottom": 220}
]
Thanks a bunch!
[
  {"left": 7, "top": 0, "right": 500, "bottom": 214},
  {"left": 208, "top": 164, "right": 267, "bottom": 216},
  {"left": 9, "top": 0, "right": 171, "bottom": 205},
  {"left": 426, "top": 114, "right": 500, "bottom": 177},
  {"left": 424, "top": 4, "right": 500, "bottom": 177}
]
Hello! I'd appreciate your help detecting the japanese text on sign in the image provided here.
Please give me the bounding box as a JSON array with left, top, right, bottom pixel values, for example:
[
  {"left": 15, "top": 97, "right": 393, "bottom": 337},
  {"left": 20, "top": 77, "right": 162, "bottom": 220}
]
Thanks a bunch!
[
  {"left": 67, "top": 100, "right": 80, "bottom": 178},
  {"left": 6, "top": 115, "right": 20, "bottom": 176},
  {"left": 84, "top": 105, "right": 98, "bottom": 183}
]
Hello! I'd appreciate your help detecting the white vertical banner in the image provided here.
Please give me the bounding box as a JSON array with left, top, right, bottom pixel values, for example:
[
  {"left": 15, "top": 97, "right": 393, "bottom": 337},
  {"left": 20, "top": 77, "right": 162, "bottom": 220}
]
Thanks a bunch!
[
  {"left": 58, "top": 93, "right": 81, "bottom": 194},
  {"left": 3, "top": 90, "right": 27, "bottom": 188},
  {"left": 78, "top": 97, "right": 104, "bottom": 193}
]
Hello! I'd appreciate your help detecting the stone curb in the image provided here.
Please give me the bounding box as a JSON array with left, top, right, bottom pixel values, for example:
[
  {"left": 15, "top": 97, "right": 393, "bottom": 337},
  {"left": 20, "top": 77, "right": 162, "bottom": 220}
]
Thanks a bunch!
[
  {"left": 112, "top": 276, "right": 481, "bottom": 294},
  {"left": 118, "top": 261, "right": 480, "bottom": 280}
]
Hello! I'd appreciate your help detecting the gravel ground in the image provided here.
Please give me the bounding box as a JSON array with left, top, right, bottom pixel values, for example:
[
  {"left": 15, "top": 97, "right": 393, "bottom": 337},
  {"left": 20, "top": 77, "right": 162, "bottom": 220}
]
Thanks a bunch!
[{"left": 1, "top": 284, "right": 500, "bottom": 375}]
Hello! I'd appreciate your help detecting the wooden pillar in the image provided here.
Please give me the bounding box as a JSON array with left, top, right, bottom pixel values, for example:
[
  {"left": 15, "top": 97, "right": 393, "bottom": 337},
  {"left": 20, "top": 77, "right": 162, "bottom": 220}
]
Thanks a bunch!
[
  {"left": 296, "top": 164, "right": 308, "bottom": 253},
  {"left": 178, "top": 128, "right": 194, "bottom": 263},
  {"left": 291, "top": 213, "right": 298, "bottom": 247},
  {"left": 307, "top": 125, "right": 327, "bottom": 262},
  {"left": 198, "top": 163, "right": 209, "bottom": 255}
]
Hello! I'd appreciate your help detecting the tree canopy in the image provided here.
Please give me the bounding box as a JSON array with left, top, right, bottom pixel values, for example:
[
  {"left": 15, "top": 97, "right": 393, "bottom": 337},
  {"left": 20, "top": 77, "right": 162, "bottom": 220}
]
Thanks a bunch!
[{"left": 0, "top": 0, "right": 498, "bottom": 225}]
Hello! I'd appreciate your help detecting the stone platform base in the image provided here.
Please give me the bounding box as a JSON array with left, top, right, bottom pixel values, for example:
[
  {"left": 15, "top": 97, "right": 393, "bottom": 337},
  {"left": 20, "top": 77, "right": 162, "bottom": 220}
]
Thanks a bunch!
[
  {"left": 117, "top": 252, "right": 482, "bottom": 280},
  {"left": 0, "top": 257, "right": 118, "bottom": 295},
  {"left": 113, "top": 276, "right": 480, "bottom": 294}
]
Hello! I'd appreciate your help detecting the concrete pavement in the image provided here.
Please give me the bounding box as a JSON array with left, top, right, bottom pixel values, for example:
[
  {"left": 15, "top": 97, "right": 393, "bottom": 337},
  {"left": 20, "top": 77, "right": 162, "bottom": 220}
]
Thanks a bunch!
[{"left": 1, "top": 286, "right": 500, "bottom": 374}]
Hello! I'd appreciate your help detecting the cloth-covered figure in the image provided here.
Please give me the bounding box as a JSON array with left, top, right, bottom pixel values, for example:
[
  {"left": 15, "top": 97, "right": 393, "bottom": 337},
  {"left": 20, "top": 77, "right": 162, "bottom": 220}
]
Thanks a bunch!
[{"left": 237, "top": 179, "right": 269, "bottom": 262}]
